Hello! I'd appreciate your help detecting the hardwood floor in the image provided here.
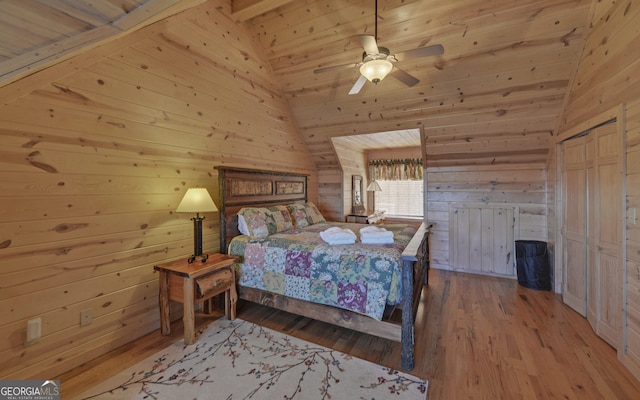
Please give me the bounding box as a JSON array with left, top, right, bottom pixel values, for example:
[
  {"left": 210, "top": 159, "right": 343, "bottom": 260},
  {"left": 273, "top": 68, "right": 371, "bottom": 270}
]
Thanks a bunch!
[{"left": 58, "top": 269, "right": 640, "bottom": 399}]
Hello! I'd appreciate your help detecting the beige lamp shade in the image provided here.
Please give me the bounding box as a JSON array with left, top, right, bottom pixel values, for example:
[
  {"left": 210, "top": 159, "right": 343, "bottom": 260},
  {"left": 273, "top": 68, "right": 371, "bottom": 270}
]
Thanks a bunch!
[
  {"left": 176, "top": 188, "right": 218, "bottom": 213},
  {"left": 367, "top": 180, "right": 382, "bottom": 191}
]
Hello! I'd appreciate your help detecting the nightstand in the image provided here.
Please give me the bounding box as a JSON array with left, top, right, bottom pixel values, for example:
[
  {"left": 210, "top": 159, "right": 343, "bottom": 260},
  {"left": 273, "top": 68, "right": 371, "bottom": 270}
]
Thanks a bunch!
[
  {"left": 154, "top": 253, "right": 238, "bottom": 345},
  {"left": 346, "top": 210, "right": 386, "bottom": 224}
]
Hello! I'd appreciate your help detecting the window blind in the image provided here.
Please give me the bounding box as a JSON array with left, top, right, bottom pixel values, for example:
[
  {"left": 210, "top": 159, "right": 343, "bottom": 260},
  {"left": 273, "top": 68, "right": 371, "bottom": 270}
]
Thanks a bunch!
[{"left": 374, "top": 180, "right": 423, "bottom": 217}]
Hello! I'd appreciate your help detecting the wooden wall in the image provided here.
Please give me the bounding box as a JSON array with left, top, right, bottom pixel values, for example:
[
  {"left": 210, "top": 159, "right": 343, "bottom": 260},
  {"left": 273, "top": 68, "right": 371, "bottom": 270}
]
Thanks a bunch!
[
  {"left": 331, "top": 138, "right": 368, "bottom": 218},
  {"left": 426, "top": 163, "right": 547, "bottom": 275},
  {"left": 316, "top": 169, "right": 342, "bottom": 222},
  {"left": 555, "top": 0, "right": 640, "bottom": 380},
  {"left": 627, "top": 99, "right": 640, "bottom": 378},
  {"left": 0, "top": 1, "right": 316, "bottom": 379}
]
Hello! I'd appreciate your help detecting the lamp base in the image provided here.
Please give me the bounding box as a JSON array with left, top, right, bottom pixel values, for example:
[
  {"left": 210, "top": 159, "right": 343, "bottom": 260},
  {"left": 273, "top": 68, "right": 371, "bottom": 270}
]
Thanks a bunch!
[
  {"left": 187, "top": 214, "right": 208, "bottom": 263},
  {"left": 187, "top": 253, "right": 209, "bottom": 264}
]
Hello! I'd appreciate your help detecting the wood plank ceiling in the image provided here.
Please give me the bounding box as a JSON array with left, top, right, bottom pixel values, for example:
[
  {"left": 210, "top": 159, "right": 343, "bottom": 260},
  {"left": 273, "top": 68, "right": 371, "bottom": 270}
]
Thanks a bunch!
[
  {"left": 0, "top": 0, "right": 592, "bottom": 168},
  {"left": 333, "top": 129, "right": 421, "bottom": 152}
]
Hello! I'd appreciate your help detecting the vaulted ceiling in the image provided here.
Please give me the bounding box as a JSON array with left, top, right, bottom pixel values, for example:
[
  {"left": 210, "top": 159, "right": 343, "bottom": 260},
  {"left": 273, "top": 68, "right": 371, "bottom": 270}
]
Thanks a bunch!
[{"left": 0, "top": 0, "right": 592, "bottom": 168}]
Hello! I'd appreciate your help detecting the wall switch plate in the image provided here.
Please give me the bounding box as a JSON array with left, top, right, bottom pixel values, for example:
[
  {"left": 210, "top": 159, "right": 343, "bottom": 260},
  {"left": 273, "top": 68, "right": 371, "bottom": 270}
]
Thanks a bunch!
[
  {"left": 628, "top": 208, "right": 637, "bottom": 225},
  {"left": 26, "top": 317, "right": 41, "bottom": 346},
  {"left": 80, "top": 309, "right": 93, "bottom": 327}
]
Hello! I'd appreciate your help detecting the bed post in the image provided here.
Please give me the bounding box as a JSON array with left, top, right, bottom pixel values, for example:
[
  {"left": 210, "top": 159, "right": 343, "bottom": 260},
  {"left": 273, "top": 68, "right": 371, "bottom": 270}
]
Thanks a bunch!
[
  {"left": 400, "top": 222, "right": 430, "bottom": 370},
  {"left": 400, "top": 257, "right": 416, "bottom": 370}
]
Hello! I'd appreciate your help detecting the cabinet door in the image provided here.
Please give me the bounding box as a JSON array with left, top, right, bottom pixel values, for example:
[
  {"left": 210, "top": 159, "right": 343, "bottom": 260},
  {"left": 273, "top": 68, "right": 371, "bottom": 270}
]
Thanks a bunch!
[{"left": 450, "top": 205, "right": 516, "bottom": 276}]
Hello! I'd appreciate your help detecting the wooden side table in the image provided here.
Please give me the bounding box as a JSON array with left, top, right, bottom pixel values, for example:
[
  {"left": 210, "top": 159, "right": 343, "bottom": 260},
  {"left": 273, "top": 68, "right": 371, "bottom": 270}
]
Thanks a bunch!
[{"left": 154, "top": 253, "right": 238, "bottom": 345}]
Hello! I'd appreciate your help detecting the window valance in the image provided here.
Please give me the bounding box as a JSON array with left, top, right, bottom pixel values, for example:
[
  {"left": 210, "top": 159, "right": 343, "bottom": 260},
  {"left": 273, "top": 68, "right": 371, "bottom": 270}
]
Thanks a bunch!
[{"left": 368, "top": 158, "right": 423, "bottom": 181}]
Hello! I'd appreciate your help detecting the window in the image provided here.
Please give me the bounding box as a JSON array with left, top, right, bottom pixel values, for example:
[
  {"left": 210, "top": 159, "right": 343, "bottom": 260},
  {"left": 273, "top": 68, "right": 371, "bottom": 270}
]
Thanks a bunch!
[
  {"left": 368, "top": 158, "right": 424, "bottom": 218},
  {"left": 374, "top": 180, "right": 423, "bottom": 217}
]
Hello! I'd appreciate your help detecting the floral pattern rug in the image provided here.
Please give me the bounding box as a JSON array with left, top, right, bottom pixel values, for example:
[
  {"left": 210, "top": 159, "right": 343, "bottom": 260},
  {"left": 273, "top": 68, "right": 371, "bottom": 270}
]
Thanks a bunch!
[{"left": 75, "top": 318, "right": 428, "bottom": 400}]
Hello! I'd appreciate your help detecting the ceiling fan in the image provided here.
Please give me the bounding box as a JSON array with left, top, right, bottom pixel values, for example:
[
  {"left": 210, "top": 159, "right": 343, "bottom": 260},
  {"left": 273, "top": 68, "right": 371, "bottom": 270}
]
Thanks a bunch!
[{"left": 314, "top": 0, "right": 444, "bottom": 95}]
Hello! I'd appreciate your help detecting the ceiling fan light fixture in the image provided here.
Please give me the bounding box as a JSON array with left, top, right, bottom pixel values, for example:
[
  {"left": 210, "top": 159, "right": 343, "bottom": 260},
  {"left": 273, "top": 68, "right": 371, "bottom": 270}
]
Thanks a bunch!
[{"left": 360, "top": 59, "right": 393, "bottom": 84}]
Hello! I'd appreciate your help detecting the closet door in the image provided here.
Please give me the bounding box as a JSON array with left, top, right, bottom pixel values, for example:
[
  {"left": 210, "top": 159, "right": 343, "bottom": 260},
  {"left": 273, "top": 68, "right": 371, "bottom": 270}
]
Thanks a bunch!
[
  {"left": 562, "top": 137, "right": 587, "bottom": 316},
  {"left": 593, "top": 123, "right": 623, "bottom": 348},
  {"left": 561, "top": 121, "right": 622, "bottom": 347},
  {"left": 586, "top": 134, "right": 597, "bottom": 330}
]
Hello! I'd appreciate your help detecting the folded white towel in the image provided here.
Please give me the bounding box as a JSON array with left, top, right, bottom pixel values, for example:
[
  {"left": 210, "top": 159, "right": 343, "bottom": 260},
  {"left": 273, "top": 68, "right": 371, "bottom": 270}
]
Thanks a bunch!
[
  {"left": 324, "top": 238, "right": 357, "bottom": 245},
  {"left": 362, "top": 236, "right": 394, "bottom": 244},
  {"left": 360, "top": 225, "right": 389, "bottom": 234},
  {"left": 320, "top": 226, "right": 356, "bottom": 245},
  {"left": 360, "top": 226, "right": 394, "bottom": 241}
]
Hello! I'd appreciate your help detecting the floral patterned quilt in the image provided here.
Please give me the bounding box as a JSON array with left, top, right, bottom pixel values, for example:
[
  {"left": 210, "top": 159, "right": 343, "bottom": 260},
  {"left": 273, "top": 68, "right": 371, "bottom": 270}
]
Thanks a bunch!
[{"left": 228, "top": 222, "right": 418, "bottom": 320}]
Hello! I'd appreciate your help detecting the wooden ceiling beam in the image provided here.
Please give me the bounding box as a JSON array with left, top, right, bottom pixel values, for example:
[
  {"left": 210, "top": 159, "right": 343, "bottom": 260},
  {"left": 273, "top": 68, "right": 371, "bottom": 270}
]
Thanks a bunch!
[
  {"left": 231, "top": 0, "right": 295, "bottom": 22},
  {"left": 0, "top": 0, "right": 207, "bottom": 89},
  {"left": 114, "top": 0, "right": 208, "bottom": 31}
]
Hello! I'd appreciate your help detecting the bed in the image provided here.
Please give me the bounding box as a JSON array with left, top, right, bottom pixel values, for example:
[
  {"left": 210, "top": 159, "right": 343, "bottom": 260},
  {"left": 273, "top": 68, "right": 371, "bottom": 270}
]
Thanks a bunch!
[{"left": 217, "top": 167, "right": 430, "bottom": 370}]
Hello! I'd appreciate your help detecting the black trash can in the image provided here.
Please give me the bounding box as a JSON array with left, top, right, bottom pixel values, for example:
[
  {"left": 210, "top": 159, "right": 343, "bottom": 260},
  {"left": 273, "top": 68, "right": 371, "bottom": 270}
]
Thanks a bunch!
[{"left": 515, "top": 240, "right": 551, "bottom": 291}]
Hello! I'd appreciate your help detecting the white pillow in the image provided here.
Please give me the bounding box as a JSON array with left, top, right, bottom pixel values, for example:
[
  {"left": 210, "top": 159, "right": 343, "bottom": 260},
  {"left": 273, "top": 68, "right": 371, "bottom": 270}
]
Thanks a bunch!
[{"left": 237, "top": 215, "right": 250, "bottom": 236}]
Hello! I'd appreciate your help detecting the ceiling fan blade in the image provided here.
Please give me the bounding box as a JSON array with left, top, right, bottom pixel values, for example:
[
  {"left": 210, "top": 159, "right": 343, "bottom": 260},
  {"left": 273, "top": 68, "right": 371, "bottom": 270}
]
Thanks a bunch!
[
  {"left": 358, "top": 34, "right": 379, "bottom": 55},
  {"left": 390, "top": 67, "right": 420, "bottom": 87},
  {"left": 394, "top": 44, "right": 444, "bottom": 62},
  {"left": 314, "top": 62, "right": 358, "bottom": 74},
  {"left": 348, "top": 75, "right": 368, "bottom": 95}
]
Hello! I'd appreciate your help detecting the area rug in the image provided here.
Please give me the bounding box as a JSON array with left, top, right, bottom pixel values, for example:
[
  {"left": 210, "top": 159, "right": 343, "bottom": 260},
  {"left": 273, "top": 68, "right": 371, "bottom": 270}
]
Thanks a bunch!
[{"left": 75, "top": 318, "right": 428, "bottom": 399}]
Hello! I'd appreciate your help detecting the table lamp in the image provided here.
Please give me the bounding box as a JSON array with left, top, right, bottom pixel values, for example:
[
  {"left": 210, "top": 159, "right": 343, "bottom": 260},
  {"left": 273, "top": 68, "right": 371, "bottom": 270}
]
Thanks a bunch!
[
  {"left": 366, "top": 180, "right": 382, "bottom": 192},
  {"left": 367, "top": 180, "right": 382, "bottom": 211},
  {"left": 176, "top": 188, "right": 218, "bottom": 261}
]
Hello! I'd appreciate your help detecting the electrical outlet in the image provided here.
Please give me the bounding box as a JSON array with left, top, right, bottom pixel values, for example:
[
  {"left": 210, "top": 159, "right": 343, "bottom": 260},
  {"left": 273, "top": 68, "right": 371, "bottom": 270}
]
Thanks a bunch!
[
  {"left": 80, "top": 309, "right": 93, "bottom": 327},
  {"left": 25, "top": 317, "right": 41, "bottom": 346}
]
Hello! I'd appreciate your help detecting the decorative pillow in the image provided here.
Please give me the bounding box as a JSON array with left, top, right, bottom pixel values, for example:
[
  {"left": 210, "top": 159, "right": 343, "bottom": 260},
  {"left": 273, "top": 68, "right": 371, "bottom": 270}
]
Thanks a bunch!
[
  {"left": 287, "top": 202, "right": 325, "bottom": 228},
  {"left": 237, "top": 206, "right": 294, "bottom": 239},
  {"left": 268, "top": 205, "right": 294, "bottom": 233},
  {"left": 237, "top": 208, "right": 270, "bottom": 239}
]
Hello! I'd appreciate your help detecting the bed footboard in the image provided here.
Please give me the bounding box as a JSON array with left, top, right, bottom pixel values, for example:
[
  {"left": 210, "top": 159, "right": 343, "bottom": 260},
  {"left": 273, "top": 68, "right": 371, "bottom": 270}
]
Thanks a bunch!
[
  {"left": 400, "top": 222, "right": 431, "bottom": 370},
  {"left": 238, "top": 286, "right": 402, "bottom": 341}
]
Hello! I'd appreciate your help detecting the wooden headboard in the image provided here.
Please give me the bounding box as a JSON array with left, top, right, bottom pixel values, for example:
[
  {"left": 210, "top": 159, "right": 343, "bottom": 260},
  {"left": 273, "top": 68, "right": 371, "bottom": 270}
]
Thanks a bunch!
[{"left": 216, "top": 167, "right": 308, "bottom": 253}]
